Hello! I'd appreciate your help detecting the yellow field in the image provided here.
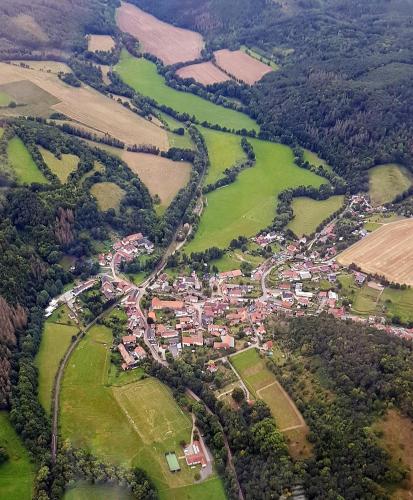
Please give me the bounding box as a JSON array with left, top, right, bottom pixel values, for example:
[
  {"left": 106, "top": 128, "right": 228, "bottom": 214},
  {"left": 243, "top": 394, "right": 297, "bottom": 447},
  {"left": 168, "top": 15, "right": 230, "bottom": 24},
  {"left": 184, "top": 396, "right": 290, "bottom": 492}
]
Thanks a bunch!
[
  {"left": 337, "top": 219, "right": 413, "bottom": 285},
  {"left": 39, "top": 146, "right": 79, "bottom": 182},
  {"left": 0, "top": 62, "right": 168, "bottom": 150},
  {"left": 91, "top": 182, "right": 125, "bottom": 212},
  {"left": 122, "top": 151, "right": 191, "bottom": 207},
  {"left": 87, "top": 35, "right": 115, "bottom": 52}
]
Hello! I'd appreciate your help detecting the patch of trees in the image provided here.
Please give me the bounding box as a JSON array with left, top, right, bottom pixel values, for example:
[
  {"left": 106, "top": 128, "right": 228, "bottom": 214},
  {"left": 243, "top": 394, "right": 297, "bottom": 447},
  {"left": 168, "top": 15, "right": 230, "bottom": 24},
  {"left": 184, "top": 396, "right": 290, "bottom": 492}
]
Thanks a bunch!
[{"left": 58, "top": 72, "right": 81, "bottom": 88}]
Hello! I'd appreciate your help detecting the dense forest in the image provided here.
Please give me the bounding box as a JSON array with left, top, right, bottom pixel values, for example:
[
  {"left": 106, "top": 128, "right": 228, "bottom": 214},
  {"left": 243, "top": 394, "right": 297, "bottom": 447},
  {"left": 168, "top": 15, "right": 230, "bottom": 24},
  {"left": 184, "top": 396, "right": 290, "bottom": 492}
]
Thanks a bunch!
[{"left": 132, "top": 0, "right": 413, "bottom": 192}]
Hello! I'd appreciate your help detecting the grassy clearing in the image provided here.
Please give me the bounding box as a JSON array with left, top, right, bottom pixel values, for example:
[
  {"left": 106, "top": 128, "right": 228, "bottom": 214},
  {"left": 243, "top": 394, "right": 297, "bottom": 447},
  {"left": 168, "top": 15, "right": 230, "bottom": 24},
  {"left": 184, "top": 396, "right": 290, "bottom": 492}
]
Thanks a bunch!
[
  {"left": 369, "top": 164, "right": 412, "bottom": 206},
  {"left": 288, "top": 195, "right": 344, "bottom": 237},
  {"left": 0, "top": 91, "right": 11, "bottom": 106},
  {"left": 167, "top": 130, "right": 193, "bottom": 149},
  {"left": 201, "top": 127, "right": 245, "bottom": 184},
  {"left": 91, "top": 182, "right": 125, "bottom": 212},
  {"left": 38, "top": 146, "right": 79, "bottom": 182},
  {"left": 0, "top": 412, "right": 34, "bottom": 500},
  {"left": 115, "top": 50, "right": 258, "bottom": 132},
  {"left": 64, "top": 482, "right": 133, "bottom": 500},
  {"left": 186, "top": 139, "right": 326, "bottom": 252},
  {"left": 210, "top": 249, "right": 264, "bottom": 272},
  {"left": 36, "top": 317, "right": 78, "bottom": 413},
  {"left": 240, "top": 45, "right": 278, "bottom": 70},
  {"left": 303, "top": 149, "right": 331, "bottom": 171},
  {"left": 8, "top": 136, "right": 48, "bottom": 184},
  {"left": 381, "top": 287, "right": 413, "bottom": 323}
]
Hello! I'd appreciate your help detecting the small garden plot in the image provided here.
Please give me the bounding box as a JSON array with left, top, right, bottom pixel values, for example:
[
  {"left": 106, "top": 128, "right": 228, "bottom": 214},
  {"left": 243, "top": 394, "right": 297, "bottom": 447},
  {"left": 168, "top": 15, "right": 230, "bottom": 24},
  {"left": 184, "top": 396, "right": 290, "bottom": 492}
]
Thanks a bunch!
[
  {"left": 8, "top": 136, "right": 48, "bottom": 184},
  {"left": 368, "top": 163, "right": 412, "bottom": 206},
  {"left": 39, "top": 146, "right": 79, "bottom": 182},
  {"left": 90, "top": 182, "right": 125, "bottom": 212},
  {"left": 87, "top": 35, "right": 115, "bottom": 53}
]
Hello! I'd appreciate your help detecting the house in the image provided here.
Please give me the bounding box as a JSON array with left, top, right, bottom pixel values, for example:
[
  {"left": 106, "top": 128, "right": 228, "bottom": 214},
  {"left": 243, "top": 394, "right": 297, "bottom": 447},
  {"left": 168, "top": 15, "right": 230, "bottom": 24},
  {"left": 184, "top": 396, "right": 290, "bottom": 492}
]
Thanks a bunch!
[
  {"left": 208, "top": 324, "right": 228, "bottom": 337},
  {"left": 262, "top": 340, "right": 273, "bottom": 351},
  {"left": 218, "top": 269, "right": 242, "bottom": 280},
  {"left": 213, "top": 334, "right": 235, "bottom": 350},
  {"left": 152, "top": 297, "right": 184, "bottom": 311},
  {"left": 183, "top": 440, "right": 207, "bottom": 467},
  {"left": 122, "top": 335, "right": 136, "bottom": 347},
  {"left": 134, "top": 345, "right": 147, "bottom": 360},
  {"left": 118, "top": 343, "right": 137, "bottom": 370},
  {"left": 299, "top": 270, "right": 312, "bottom": 280},
  {"left": 182, "top": 333, "right": 204, "bottom": 347}
]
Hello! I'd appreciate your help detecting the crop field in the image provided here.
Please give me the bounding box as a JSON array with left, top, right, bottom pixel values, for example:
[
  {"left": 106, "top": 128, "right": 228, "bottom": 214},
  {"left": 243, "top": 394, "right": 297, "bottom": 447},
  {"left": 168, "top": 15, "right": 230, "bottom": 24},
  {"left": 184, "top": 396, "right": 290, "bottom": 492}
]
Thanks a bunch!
[
  {"left": 91, "top": 182, "right": 126, "bottom": 212},
  {"left": 39, "top": 146, "right": 79, "bottom": 182},
  {"left": 122, "top": 151, "right": 191, "bottom": 207},
  {"left": 116, "top": 2, "right": 204, "bottom": 65},
  {"left": 0, "top": 412, "right": 34, "bottom": 500},
  {"left": 176, "top": 62, "right": 230, "bottom": 86},
  {"left": 8, "top": 136, "right": 48, "bottom": 184},
  {"left": 115, "top": 51, "right": 258, "bottom": 132},
  {"left": 287, "top": 195, "right": 344, "bottom": 237},
  {"left": 214, "top": 49, "right": 273, "bottom": 84},
  {"left": 36, "top": 319, "right": 78, "bottom": 413},
  {"left": 186, "top": 139, "right": 326, "bottom": 253},
  {"left": 201, "top": 127, "right": 245, "bottom": 184},
  {"left": 87, "top": 35, "right": 115, "bottom": 53},
  {"left": 230, "top": 349, "right": 309, "bottom": 457},
  {"left": 337, "top": 219, "right": 413, "bottom": 286},
  {"left": 12, "top": 60, "right": 70, "bottom": 74},
  {"left": 368, "top": 163, "right": 412, "bottom": 206},
  {"left": 0, "top": 62, "right": 168, "bottom": 149}
]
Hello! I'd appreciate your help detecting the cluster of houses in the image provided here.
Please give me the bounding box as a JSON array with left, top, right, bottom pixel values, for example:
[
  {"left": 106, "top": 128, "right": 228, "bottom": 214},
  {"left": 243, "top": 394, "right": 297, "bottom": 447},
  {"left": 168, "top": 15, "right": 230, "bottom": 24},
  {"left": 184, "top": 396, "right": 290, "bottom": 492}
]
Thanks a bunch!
[
  {"left": 117, "top": 334, "right": 147, "bottom": 370},
  {"left": 98, "top": 232, "right": 154, "bottom": 269}
]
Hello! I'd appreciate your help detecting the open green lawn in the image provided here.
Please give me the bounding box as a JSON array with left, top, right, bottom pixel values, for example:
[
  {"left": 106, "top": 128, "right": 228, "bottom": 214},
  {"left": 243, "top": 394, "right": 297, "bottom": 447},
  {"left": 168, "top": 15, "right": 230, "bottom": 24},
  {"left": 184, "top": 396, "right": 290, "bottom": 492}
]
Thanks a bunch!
[
  {"left": 303, "top": 149, "right": 331, "bottom": 171},
  {"left": 64, "top": 482, "right": 134, "bottom": 500},
  {"left": 211, "top": 248, "right": 264, "bottom": 272},
  {"left": 288, "top": 195, "right": 344, "bottom": 237},
  {"left": 186, "top": 138, "right": 327, "bottom": 252},
  {"left": 0, "top": 91, "right": 11, "bottom": 106},
  {"left": 36, "top": 318, "right": 78, "bottom": 413},
  {"left": 61, "top": 324, "right": 224, "bottom": 498},
  {"left": 115, "top": 50, "right": 258, "bottom": 132},
  {"left": 201, "top": 127, "right": 245, "bottom": 185},
  {"left": 91, "top": 182, "right": 125, "bottom": 212},
  {"left": 0, "top": 412, "right": 34, "bottom": 500},
  {"left": 167, "top": 130, "right": 193, "bottom": 149},
  {"left": 368, "top": 163, "right": 412, "bottom": 206},
  {"left": 8, "top": 136, "right": 48, "bottom": 184},
  {"left": 39, "top": 146, "right": 79, "bottom": 183},
  {"left": 381, "top": 287, "right": 413, "bottom": 323}
]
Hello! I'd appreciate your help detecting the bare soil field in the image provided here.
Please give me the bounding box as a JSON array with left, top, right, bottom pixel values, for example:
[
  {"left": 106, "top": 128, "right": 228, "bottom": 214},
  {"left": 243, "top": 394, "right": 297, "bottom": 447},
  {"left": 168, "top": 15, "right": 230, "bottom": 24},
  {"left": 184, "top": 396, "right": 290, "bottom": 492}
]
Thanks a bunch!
[
  {"left": 214, "top": 49, "right": 273, "bottom": 85},
  {"left": 176, "top": 62, "right": 230, "bottom": 86},
  {"left": 337, "top": 219, "right": 413, "bottom": 286},
  {"left": 122, "top": 151, "right": 191, "bottom": 207},
  {"left": 87, "top": 35, "right": 115, "bottom": 53},
  {"left": 0, "top": 62, "right": 168, "bottom": 150},
  {"left": 12, "top": 60, "right": 70, "bottom": 74},
  {"left": 116, "top": 2, "right": 204, "bottom": 65}
]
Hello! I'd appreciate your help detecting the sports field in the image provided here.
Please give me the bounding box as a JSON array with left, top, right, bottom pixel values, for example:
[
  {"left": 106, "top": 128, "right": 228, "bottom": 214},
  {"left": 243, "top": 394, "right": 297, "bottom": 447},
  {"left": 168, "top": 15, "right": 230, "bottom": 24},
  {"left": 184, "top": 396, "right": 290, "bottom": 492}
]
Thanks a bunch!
[
  {"left": 39, "top": 146, "right": 79, "bottom": 182},
  {"left": 287, "top": 195, "right": 344, "bottom": 237},
  {"left": 0, "top": 412, "right": 34, "bottom": 500},
  {"left": 115, "top": 50, "right": 258, "bottom": 132},
  {"left": 91, "top": 182, "right": 126, "bottom": 212},
  {"left": 186, "top": 139, "right": 326, "bottom": 252},
  {"left": 337, "top": 219, "right": 413, "bottom": 286},
  {"left": 8, "top": 136, "right": 48, "bottom": 184},
  {"left": 201, "top": 127, "right": 245, "bottom": 185},
  {"left": 368, "top": 163, "right": 412, "bottom": 206}
]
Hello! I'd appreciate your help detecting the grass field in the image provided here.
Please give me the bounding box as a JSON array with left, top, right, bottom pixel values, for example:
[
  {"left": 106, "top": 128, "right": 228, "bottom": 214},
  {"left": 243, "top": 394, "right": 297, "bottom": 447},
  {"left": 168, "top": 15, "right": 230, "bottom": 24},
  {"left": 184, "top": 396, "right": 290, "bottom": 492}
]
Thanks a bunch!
[
  {"left": 287, "top": 195, "right": 344, "bottom": 237},
  {"left": 368, "top": 164, "right": 412, "bottom": 206},
  {"left": 64, "top": 482, "right": 134, "bottom": 500},
  {"left": 115, "top": 51, "right": 258, "bottom": 132},
  {"left": 303, "top": 149, "right": 330, "bottom": 171},
  {"left": 91, "top": 182, "right": 125, "bottom": 212},
  {"left": 61, "top": 324, "right": 224, "bottom": 497},
  {"left": 186, "top": 139, "right": 326, "bottom": 252},
  {"left": 210, "top": 248, "right": 264, "bottom": 272},
  {"left": 35, "top": 317, "right": 78, "bottom": 413},
  {"left": 0, "top": 91, "right": 11, "bottom": 106},
  {"left": 8, "top": 136, "right": 48, "bottom": 184},
  {"left": 167, "top": 130, "right": 193, "bottom": 149},
  {"left": 0, "top": 412, "right": 34, "bottom": 500},
  {"left": 39, "top": 146, "right": 79, "bottom": 182},
  {"left": 201, "top": 127, "right": 245, "bottom": 185}
]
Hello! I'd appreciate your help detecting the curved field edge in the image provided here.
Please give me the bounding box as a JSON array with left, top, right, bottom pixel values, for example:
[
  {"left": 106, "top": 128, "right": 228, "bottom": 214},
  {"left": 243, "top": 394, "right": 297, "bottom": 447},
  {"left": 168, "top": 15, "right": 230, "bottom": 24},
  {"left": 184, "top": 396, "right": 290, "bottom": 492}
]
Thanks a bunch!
[
  {"left": 368, "top": 163, "right": 412, "bottom": 206},
  {"left": 185, "top": 138, "right": 328, "bottom": 253},
  {"left": 115, "top": 50, "right": 258, "bottom": 132}
]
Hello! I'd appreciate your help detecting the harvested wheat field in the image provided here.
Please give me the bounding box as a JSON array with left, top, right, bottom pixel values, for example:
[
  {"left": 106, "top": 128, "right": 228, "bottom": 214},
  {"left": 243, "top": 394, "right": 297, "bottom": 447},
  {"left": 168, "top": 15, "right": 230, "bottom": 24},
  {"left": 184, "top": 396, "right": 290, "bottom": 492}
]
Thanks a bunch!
[
  {"left": 337, "top": 219, "right": 413, "bottom": 286},
  {"left": 0, "top": 62, "right": 168, "bottom": 150},
  {"left": 87, "top": 35, "right": 115, "bottom": 52},
  {"left": 176, "top": 62, "right": 230, "bottom": 86},
  {"left": 122, "top": 151, "right": 191, "bottom": 207},
  {"left": 12, "top": 60, "right": 70, "bottom": 74},
  {"left": 214, "top": 49, "right": 273, "bottom": 85},
  {"left": 116, "top": 2, "right": 204, "bottom": 65}
]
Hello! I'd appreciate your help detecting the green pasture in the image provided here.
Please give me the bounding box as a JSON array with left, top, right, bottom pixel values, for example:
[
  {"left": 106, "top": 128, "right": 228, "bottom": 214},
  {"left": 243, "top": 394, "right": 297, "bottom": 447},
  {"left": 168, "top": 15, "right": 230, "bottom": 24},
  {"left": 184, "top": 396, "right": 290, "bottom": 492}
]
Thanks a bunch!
[
  {"left": 8, "top": 136, "right": 48, "bottom": 184},
  {"left": 90, "top": 182, "right": 125, "bottom": 212},
  {"left": 115, "top": 50, "right": 258, "bottom": 132},
  {"left": 287, "top": 195, "right": 344, "bottom": 237},
  {"left": 240, "top": 45, "right": 279, "bottom": 70},
  {"left": 64, "top": 482, "right": 134, "bottom": 500},
  {"left": 0, "top": 91, "right": 11, "bottom": 106},
  {"left": 303, "top": 149, "right": 331, "bottom": 171},
  {"left": 0, "top": 412, "right": 34, "bottom": 500},
  {"left": 38, "top": 146, "right": 79, "bottom": 183},
  {"left": 381, "top": 287, "right": 413, "bottom": 323},
  {"left": 186, "top": 139, "right": 327, "bottom": 252},
  {"left": 36, "top": 318, "right": 78, "bottom": 413},
  {"left": 167, "top": 130, "right": 193, "bottom": 149},
  {"left": 211, "top": 248, "right": 264, "bottom": 272},
  {"left": 368, "top": 163, "right": 412, "bottom": 206},
  {"left": 201, "top": 127, "right": 245, "bottom": 184}
]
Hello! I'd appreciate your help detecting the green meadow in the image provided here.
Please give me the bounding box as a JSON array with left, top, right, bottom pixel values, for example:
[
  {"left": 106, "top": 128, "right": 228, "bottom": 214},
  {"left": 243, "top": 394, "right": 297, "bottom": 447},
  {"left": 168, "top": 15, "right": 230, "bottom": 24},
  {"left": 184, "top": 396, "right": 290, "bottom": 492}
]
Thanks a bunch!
[
  {"left": 303, "top": 149, "right": 330, "bottom": 171},
  {"left": 8, "top": 136, "right": 48, "bottom": 184},
  {"left": 186, "top": 139, "right": 327, "bottom": 252},
  {"left": 201, "top": 127, "right": 245, "bottom": 184},
  {"left": 39, "top": 146, "right": 79, "bottom": 183},
  {"left": 115, "top": 50, "right": 258, "bottom": 132},
  {"left": 0, "top": 91, "right": 11, "bottom": 106},
  {"left": 90, "top": 182, "right": 125, "bottom": 212},
  {"left": 64, "top": 482, "right": 134, "bottom": 500},
  {"left": 368, "top": 163, "right": 412, "bottom": 206},
  {"left": 288, "top": 195, "right": 344, "bottom": 237},
  {"left": 0, "top": 412, "right": 34, "bottom": 500}
]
